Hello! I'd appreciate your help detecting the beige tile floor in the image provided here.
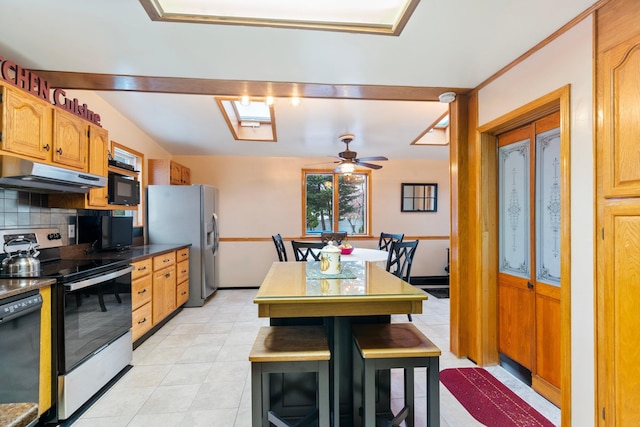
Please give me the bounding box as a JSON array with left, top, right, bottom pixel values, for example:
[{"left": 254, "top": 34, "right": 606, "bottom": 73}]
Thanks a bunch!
[{"left": 70, "top": 288, "right": 561, "bottom": 427}]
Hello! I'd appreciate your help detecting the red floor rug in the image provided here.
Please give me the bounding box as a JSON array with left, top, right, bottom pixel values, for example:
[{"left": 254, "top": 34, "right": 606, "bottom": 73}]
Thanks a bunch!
[{"left": 440, "top": 367, "right": 555, "bottom": 427}]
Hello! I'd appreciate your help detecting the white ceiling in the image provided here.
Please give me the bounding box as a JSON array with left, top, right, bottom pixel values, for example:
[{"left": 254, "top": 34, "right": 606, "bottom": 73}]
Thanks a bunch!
[{"left": 0, "top": 0, "right": 597, "bottom": 162}]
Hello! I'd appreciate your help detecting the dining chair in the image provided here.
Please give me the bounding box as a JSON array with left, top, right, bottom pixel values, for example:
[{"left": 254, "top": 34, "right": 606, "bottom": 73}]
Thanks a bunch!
[
  {"left": 271, "top": 234, "right": 288, "bottom": 262},
  {"left": 385, "top": 239, "right": 419, "bottom": 321},
  {"left": 291, "top": 241, "right": 325, "bottom": 261},
  {"left": 378, "top": 232, "right": 404, "bottom": 251},
  {"left": 320, "top": 232, "right": 348, "bottom": 245}
]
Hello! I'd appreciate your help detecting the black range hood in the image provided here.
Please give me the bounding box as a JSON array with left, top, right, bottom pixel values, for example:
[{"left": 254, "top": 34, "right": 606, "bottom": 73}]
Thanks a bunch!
[{"left": 0, "top": 155, "right": 107, "bottom": 193}]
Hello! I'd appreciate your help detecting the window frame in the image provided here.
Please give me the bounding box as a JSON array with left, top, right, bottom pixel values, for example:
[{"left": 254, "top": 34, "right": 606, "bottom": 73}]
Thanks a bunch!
[
  {"left": 301, "top": 168, "right": 372, "bottom": 237},
  {"left": 110, "top": 141, "right": 145, "bottom": 227}
]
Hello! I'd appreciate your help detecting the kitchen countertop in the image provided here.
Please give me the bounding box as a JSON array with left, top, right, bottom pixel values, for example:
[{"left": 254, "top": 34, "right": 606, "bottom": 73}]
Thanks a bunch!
[
  {"left": 0, "top": 244, "right": 189, "bottom": 301},
  {"left": 0, "top": 402, "right": 38, "bottom": 427},
  {"left": 79, "top": 244, "right": 191, "bottom": 263},
  {"left": 0, "top": 277, "right": 56, "bottom": 301}
]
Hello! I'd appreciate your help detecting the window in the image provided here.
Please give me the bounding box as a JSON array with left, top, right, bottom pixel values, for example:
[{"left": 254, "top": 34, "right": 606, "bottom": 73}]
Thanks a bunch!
[
  {"left": 110, "top": 141, "right": 144, "bottom": 226},
  {"left": 303, "top": 170, "right": 371, "bottom": 236}
]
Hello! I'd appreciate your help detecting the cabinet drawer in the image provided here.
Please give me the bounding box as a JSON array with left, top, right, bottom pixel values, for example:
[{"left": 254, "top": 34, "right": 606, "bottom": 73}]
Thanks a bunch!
[
  {"left": 177, "top": 281, "right": 189, "bottom": 307},
  {"left": 153, "top": 251, "right": 176, "bottom": 271},
  {"left": 177, "top": 247, "right": 189, "bottom": 262},
  {"left": 132, "top": 302, "right": 153, "bottom": 342},
  {"left": 131, "top": 258, "right": 153, "bottom": 280},
  {"left": 132, "top": 274, "right": 152, "bottom": 310},
  {"left": 176, "top": 259, "right": 189, "bottom": 284}
]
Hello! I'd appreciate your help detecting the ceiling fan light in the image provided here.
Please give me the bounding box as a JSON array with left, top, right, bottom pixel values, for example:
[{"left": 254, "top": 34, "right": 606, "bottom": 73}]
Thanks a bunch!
[
  {"left": 338, "top": 162, "right": 356, "bottom": 174},
  {"left": 239, "top": 95, "right": 251, "bottom": 106}
]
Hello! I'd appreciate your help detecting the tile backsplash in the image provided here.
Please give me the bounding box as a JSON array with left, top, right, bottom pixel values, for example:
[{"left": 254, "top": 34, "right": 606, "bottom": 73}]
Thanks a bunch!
[{"left": 0, "top": 189, "right": 77, "bottom": 245}]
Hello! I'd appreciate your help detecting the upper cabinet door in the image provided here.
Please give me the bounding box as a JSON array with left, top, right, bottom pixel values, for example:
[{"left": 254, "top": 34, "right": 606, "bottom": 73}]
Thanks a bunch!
[
  {"left": 602, "top": 35, "right": 640, "bottom": 198},
  {"left": 53, "top": 109, "right": 87, "bottom": 171},
  {"left": 1, "top": 85, "right": 53, "bottom": 161},
  {"left": 87, "top": 125, "right": 109, "bottom": 207}
]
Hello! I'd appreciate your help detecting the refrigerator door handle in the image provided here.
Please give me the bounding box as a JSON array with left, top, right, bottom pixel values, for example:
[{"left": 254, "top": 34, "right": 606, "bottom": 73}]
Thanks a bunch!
[{"left": 211, "top": 213, "right": 219, "bottom": 256}]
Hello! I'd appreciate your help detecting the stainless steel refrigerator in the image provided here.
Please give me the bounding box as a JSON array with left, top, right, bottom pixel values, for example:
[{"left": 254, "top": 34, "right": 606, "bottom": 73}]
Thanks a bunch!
[{"left": 147, "top": 184, "right": 219, "bottom": 306}]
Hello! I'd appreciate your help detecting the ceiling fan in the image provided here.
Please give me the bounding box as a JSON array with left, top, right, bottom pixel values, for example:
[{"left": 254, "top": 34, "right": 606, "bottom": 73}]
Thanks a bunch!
[{"left": 331, "top": 134, "right": 388, "bottom": 173}]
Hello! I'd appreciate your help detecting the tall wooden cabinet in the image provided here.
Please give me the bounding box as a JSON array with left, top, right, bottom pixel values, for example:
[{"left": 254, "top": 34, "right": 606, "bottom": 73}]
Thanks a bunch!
[{"left": 596, "top": 1, "right": 640, "bottom": 425}]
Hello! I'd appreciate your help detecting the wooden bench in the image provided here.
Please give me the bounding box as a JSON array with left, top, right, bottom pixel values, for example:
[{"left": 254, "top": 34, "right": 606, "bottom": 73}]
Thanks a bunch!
[
  {"left": 352, "top": 323, "right": 441, "bottom": 427},
  {"left": 249, "top": 326, "right": 331, "bottom": 427}
]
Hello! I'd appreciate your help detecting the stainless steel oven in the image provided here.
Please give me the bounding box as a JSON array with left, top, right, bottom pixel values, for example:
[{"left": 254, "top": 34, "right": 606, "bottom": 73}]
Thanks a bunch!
[
  {"left": 0, "top": 228, "right": 134, "bottom": 423},
  {"left": 56, "top": 262, "right": 133, "bottom": 420}
]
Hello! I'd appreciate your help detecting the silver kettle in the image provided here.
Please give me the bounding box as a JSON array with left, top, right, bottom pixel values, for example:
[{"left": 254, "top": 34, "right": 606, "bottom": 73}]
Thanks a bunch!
[{"left": 1, "top": 238, "right": 41, "bottom": 276}]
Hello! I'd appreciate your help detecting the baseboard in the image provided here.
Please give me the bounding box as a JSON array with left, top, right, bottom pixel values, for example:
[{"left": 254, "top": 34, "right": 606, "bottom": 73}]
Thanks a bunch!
[{"left": 410, "top": 275, "right": 449, "bottom": 288}]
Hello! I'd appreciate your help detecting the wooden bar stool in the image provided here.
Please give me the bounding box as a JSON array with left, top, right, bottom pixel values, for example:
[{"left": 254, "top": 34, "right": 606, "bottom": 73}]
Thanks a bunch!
[
  {"left": 249, "top": 326, "right": 331, "bottom": 427},
  {"left": 352, "top": 323, "right": 441, "bottom": 427}
]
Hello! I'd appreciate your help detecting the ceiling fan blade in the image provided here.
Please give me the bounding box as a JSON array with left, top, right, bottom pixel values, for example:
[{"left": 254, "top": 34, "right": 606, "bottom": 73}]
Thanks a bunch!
[
  {"left": 355, "top": 161, "right": 383, "bottom": 170},
  {"left": 304, "top": 160, "right": 340, "bottom": 166},
  {"left": 357, "top": 156, "right": 388, "bottom": 162}
]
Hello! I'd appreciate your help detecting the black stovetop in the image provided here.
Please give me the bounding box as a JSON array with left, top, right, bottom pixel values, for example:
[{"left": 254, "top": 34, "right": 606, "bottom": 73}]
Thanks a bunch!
[{"left": 0, "top": 249, "right": 130, "bottom": 282}]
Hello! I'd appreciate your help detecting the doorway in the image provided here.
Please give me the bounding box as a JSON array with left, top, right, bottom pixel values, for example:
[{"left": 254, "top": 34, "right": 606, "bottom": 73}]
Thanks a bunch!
[{"left": 497, "top": 112, "right": 561, "bottom": 406}]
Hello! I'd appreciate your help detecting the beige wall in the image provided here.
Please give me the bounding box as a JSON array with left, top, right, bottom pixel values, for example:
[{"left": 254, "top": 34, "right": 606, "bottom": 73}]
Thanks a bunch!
[
  {"left": 52, "top": 91, "right": 451, "bottom": 287},
  {"left": 478, "top": 16, "right": 594, "bottom": 424},
  {"left": 176, "top": 155, "right": 451, "bottom": 287}
]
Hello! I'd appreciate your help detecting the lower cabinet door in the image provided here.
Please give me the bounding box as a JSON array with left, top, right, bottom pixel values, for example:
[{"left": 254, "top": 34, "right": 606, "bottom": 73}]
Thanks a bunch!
[
  {"left": 177, "top": 281, "right": 189, "bottom": 307},
  {"left": 132, "top": 302, "right": 153, "bottom": 342}
]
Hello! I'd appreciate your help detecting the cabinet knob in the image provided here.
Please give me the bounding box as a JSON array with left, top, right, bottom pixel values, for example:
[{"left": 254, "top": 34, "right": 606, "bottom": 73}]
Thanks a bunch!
[
  {"left": 138, "top": 266, "right": 147, "bottom": 271},
  {"left": 43, "top": 143, "right": 50, "bottom": 151},
  {"left": 181, "top": 291, "right": 187, "bottom": 296},
  {"left": 138, "top": 289, "right": 147, "bottom": 294},
  {"left": 138, "top": 317, "right": 147, "bottom": 324},
  {"left": 165, "top": 272, "right": 171, "bottom": 278},
  {"left": 56, "top": 148, "right": 63, "bottom": 155}
]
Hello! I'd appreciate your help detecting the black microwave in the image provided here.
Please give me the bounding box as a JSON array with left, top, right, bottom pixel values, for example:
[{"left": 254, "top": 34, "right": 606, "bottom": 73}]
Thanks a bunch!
[{"left": 108, "top": 173, "right": 140, "bottom": 206}]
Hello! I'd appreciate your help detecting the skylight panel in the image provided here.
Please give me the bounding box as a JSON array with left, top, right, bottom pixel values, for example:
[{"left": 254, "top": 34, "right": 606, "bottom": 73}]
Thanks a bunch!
[{"left": 140, "top": 0, "right": 420, "bottom": 35}]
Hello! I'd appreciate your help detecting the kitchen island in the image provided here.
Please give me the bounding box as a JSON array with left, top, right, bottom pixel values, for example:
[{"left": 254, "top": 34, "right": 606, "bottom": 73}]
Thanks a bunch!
[{"left": 254, "top": 260, "right": 428, "bottom": 426}]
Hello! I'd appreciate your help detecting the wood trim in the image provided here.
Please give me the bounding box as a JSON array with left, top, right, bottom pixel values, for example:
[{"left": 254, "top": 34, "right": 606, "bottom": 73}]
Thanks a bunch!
[
  {"left": 110, "top": 140, "right": 146, "bottom": 226},
  {"left": 31, "top": 70, "right": 470, "bottom": 102},
  {"left": 558, "top": 85, "right": 572, "bottom": 425},
  {"left": 411, "top": 110, "right": 449, "bottom": 145},
  {"left": 449, "top": 93, "right": 471, "bottom": 358},
  {"left": 38, "top": 285, "right": 51, "bottom": 415},
  {"left": 219, "top": 235, "right": 449, "bottom": 243}
]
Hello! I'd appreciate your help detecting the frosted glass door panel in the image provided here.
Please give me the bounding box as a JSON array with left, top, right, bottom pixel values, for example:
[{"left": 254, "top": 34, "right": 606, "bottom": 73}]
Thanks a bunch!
[
  {"left": 499, "top": 139, "right": 530, "bottom": 278},
  {"left": 536, "top": 127, "right": 561, "bottom": 286}
]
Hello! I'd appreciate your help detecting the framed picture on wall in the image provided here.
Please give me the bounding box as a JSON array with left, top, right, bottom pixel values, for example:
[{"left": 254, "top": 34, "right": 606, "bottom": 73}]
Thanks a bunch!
[{"left": 401, "top": 183, "right": 437, "bottom": 212}]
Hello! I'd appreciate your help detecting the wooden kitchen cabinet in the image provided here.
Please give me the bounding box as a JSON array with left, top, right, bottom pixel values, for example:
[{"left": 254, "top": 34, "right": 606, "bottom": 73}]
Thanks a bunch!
[
  {"left": 0, "top": 83, "right": 53, "bottom": 161},
  {"left": 48, "top": 124, "right": 110, "bottom": 209},
  {"left": 131, "top": 258, "right": 153, "bottom": 342},
  {"left": 52, "top": 108, "right": 88, "bottom": 171},
  {"left": 148, "top": 158, "right": 191, "bottom": 185},
  {"left": 131, "top": 248, "right": 189, "bottom": 345},
  {"left": 86, "top": 125, "right": 109, "bottom": 207},
  {"left": 176, "top": 248, "right": 190, "bottom": 307},
  {"left": 152, "top": 252, "right": 176, "bottom": 324}
]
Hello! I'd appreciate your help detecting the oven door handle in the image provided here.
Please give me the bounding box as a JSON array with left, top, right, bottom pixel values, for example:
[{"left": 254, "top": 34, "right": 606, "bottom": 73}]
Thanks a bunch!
[{"left": 65, "top": 265, "right": 135, "bottom": 292}]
